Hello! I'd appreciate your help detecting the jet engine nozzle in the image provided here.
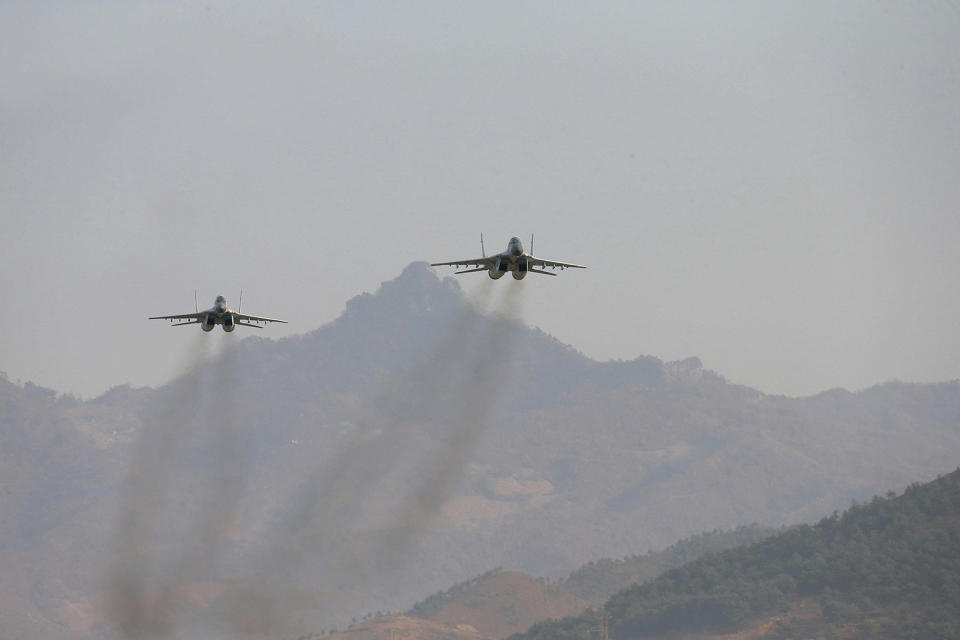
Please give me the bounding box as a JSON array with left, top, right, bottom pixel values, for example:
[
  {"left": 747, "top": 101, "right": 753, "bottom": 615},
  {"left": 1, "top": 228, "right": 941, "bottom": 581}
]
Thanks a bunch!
[{"left": 201, "top": 314, "right": 216, "bottom": 332}]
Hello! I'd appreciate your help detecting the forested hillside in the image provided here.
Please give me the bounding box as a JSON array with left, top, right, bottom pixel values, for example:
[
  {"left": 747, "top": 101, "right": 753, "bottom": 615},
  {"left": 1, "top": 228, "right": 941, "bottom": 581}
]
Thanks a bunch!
[
  {"left": 561, "top": 525, "right": 776, "bottom": 602},
  {"left": 314, "top": 527, "right": 777, "bottom": 639},
  {"left": 516, "top": 469, "right": 960, "bottom": 640}
]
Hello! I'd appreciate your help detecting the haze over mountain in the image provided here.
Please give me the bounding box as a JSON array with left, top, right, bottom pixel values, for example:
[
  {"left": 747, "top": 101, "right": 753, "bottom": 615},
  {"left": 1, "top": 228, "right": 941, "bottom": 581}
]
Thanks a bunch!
[{"left": 1, "top": 263, "right": 959, "bottom": 638}]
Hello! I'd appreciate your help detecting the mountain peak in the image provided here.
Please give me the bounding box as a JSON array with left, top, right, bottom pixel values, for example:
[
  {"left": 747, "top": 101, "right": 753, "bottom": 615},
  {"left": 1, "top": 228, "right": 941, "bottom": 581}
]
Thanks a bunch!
[{"left": 342, "top": 262, "right": 462, "bottom": 322}]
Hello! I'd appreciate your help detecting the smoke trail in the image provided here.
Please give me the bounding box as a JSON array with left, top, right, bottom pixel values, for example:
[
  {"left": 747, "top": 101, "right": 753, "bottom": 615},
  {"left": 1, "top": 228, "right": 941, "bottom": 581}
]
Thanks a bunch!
[
  {"left": 105, "top": 330, "right": 209, "bottom": 637},
  {"left": 364, "top": 280, "right": 527, "bottom": 555},
  {"left": 212, "top": 277, "right": 523, "bottom": 628},
  {"left": 253, "top": 280, "right": 497, "bottom": 561},
  {"left": 178, "top": 342, "right": 245, "bottom": 573},
  {"left": 104, "top": 333, "right": 253, "bottom": 639},
  {"left": 104, "top": 276, "right": 531, "bottom": 638},
  {"left": 253, "top": 278, "right": 530, "bottom": 628},
  {"left": 119, "top": 279, "right": 510, "bottom": 638}
]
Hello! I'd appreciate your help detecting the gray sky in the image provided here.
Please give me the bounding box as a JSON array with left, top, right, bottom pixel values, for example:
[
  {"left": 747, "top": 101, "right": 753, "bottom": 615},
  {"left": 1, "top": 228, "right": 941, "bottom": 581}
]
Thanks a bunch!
[{"left": 2, "top": 1, "right": 959, "bottom": 398}]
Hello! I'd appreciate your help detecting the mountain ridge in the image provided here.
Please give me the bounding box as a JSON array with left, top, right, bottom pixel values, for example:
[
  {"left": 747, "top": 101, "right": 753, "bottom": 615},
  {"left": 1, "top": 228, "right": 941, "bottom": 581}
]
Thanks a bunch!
[
  {"left": 1, "top": 263, "right": 959, "bottom": 638},
  {"left": 11, "top": 262, "right": 950, "bottom": 404},
  {"left": 515, "top": 468, "right": 960, "bottom": 640}
]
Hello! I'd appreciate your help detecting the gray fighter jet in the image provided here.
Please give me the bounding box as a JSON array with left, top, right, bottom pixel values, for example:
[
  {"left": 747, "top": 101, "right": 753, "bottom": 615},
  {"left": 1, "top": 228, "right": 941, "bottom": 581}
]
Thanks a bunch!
[
  {"left": 149, "top": 293, "right": 286, "bottom": 331},
  {"left": 431, "top": 235, "right": 586, "bottom": 280}
]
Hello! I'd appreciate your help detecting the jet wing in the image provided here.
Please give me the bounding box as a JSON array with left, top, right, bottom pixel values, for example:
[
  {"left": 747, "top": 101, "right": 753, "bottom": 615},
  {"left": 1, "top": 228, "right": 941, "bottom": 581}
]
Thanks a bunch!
[
  {"left": 528, "top": 256, "right": 587, "bottom": 270},
  {"left": 149, "top": 312, "right": 203, "bottom": 321},
  {"left": 430, "top": 257, "right": 496, "bottom": 268},
  {"left": 233, "top": 313, "right": 287, "bottom": 324}
]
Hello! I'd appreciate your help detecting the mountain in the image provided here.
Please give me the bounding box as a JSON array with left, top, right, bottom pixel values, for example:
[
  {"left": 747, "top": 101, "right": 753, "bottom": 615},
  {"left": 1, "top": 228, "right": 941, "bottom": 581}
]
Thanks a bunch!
[
  {"left": 322, "top": 615, "right": 492, "bottom": 640},
  {"left": 406, "top": 569, "right": 588, "bottom": 639},
  {"left": 0, "top": 375, "right": 127, "bottom": 639},
  {"left": 515, "top": 468, "right": 960, "bottom": 640},
  {"left": 316, "top": 526, "right": 775, "bottom": 640},
  {"left": 560, "top": 525, "right": 777, "bottom": 603},
  {"left": 1, "top": 262, "right": 960, "bottom": 638}
]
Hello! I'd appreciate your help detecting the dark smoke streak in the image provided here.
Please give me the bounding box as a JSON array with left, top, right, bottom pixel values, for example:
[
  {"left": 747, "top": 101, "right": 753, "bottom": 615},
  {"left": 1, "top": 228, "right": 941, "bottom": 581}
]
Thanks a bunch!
[
  {"left": 105, "top": 331, "right": 210, "bottom": 638},
  {"left": 105, "top": 335, "right": 257, "bottom": 639},
  {"left": 240, "top": 279, "right": 528, "bottom": 627},
  {"left": 366, "top": 281, "right": 527, "bottom": 556},
  {"left": 247, "top": 280, "right": 499, "bottom": 577},
  {"left": 105, "top": 277, "right": 529, "bottom": 638}
]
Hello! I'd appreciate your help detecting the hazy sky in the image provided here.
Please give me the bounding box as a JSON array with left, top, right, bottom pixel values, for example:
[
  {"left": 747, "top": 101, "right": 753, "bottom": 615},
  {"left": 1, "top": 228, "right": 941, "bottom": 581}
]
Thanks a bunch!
[{"left": 2, "top": 1, "right": 959, "bottom": 398}]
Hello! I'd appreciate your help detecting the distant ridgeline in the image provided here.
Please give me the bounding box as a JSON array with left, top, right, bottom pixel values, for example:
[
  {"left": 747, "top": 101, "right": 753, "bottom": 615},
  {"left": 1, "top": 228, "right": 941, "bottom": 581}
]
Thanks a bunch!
[
  {"left": 514, "top": 469, "right": 960, "bottom": 640},
  {"left": 561, "top": 524, "right": 777, "bottom": 602},
  {"left": 404, "top": 526, "right": 776, "bottom": 619},
  {"left": 406, "top": 568, "right": 506, "bottom": 619}
]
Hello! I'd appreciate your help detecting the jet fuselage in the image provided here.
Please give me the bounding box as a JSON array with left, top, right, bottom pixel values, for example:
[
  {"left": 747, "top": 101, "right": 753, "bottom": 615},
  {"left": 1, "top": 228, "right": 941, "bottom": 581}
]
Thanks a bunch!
[
  {"left": 201, "top": 296, "right": 236, "bottom": 331},
  {"left": 491, "top": 237, "right": 531, "bottom": 280}
]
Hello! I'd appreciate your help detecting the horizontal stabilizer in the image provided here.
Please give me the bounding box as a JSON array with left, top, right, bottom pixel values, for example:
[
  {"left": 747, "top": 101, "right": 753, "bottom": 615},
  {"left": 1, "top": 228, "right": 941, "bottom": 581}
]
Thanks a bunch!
[
  {"left": 529, "top": 268, "right": 557, "bottom": 276},
  {"left": 171, "top": 321, "right": 201, "bottom": 327},
  {"left": 236, "top": 321, "right": 264, "bottom": 328},
  {"left": 455, "top": 267, "right": 488, "bottom": 274}
]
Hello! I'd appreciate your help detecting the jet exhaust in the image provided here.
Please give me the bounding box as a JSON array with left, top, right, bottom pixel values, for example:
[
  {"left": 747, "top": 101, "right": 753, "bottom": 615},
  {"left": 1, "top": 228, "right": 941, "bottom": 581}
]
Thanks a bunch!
[{"left": 106, "top": 276, "right": 528, "bottom": 637}]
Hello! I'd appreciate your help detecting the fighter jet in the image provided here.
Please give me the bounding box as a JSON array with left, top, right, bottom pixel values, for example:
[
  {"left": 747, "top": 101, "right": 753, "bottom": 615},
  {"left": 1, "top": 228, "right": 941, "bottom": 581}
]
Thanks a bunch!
[
  {"left": 431, "top": 235, "right": 586, "bottom": 280},
  {"left": 149, "top": 293, "right": 287, "bottom": 331}
]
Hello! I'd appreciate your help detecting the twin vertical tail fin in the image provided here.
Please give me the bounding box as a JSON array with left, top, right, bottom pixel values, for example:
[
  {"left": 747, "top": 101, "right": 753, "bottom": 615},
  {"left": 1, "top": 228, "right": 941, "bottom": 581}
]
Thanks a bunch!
[
  {"left": 195, "top": 289, "right": 199, "bottom": 314},
  {"left": 530, "top": 233, "right": 534, "bottom": 257},
  {"left": 238, "top": 290, "right": 243, "bottom": 314},
  {"left": 481, "top": 233, "right": 486, "bottom": 258}
]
